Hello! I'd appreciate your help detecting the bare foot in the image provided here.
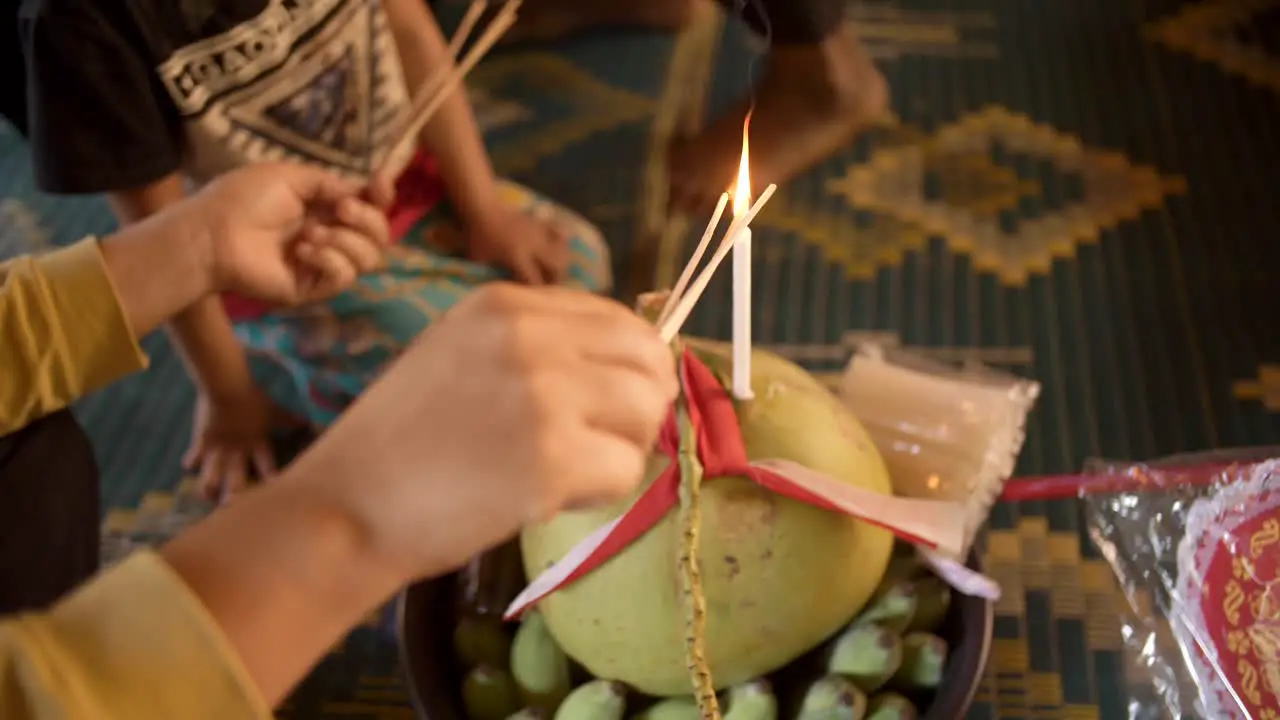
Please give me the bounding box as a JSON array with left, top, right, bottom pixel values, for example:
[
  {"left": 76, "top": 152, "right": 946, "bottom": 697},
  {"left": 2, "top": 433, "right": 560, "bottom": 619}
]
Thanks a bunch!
[
  {"left": 668, "top": 25, "right": 889, "bottom": 213},
  {"left": 488, "top": 0, "right": 696, "bottom": 45}
]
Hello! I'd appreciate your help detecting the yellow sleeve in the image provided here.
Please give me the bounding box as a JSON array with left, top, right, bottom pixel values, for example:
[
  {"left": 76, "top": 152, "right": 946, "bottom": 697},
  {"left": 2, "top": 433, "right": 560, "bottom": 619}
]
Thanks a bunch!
[
  {"left": 0, "top": 238, "right": 149, "bottom": 434},
  {"left": 0, "top": 550, "right": 270, "bottom": 719}
]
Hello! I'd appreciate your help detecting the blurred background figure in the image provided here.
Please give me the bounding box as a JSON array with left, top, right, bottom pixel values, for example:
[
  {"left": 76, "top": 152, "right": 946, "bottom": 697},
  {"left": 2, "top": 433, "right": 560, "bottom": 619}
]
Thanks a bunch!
[{"left": 479, "top": 0, "right": 889, "bottom": 212}]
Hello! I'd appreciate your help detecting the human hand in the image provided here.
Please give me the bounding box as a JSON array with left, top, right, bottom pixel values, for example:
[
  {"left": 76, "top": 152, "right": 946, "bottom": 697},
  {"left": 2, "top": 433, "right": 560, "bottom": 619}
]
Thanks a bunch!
[
  {"left": 465, "top": 204, "right": 570, "bottom": 285},
  {"left": 291, "top": 283, "right": 678, "bottom": 581},
  {"left": 363, "top": 169, "right": 397, "bottom": 211},
  {"left": 192, "top": 162, "right": 393, "bottom": 305},
  {"left": 185, "top": 386, "right": 281, "bottom": 502}
]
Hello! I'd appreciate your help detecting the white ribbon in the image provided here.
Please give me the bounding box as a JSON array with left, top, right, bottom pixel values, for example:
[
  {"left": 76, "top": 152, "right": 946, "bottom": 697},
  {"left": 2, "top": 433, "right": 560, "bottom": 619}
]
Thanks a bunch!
[{"left": 505, "top": 460, "right": 1001, "bottom": 618}]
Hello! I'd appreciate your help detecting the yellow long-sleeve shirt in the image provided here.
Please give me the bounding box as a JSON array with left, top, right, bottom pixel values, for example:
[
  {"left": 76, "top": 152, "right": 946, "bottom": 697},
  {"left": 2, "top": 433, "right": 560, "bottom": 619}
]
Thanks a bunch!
[
  {"left": 0, "top": 238, "right": 146, "bottom": 434},
  {"left": 0, "top": 239, "right": 268, "bottom": 718}
]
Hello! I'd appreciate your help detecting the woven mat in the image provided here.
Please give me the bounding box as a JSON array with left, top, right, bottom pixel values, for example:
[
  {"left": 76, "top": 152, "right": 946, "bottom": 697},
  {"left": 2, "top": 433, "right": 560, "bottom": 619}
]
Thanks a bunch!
[
  {"left": 649, "top": 3, "right": 1279, "bottom": 718},
  {"left": 4, "top": 0, "right": 1280, "bottom": 716}
]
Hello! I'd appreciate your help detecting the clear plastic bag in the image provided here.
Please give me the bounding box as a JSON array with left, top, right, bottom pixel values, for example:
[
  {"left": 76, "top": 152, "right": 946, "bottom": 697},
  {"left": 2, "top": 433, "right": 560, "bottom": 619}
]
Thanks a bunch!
[
  {"left": 838, "top": 342, "right": 1042, "bottom": 556},
  {"left": 1080, "top": 448, "right": 1280, "bottom": 720}
]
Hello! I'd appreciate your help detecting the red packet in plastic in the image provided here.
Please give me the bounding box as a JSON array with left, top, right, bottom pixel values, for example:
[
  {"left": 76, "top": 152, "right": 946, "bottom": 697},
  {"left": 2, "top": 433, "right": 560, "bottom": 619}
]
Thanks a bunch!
[
  {"left": 1173, "top": 460, "right": 1280, "bottom": 719},
  {"left": 1079, "top": 449, "right": 1280, "bottom": 720}
]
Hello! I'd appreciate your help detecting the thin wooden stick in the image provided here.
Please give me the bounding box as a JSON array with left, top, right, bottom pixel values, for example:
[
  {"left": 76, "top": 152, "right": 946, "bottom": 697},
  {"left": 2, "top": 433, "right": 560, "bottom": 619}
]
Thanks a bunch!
[
  {"left": 657, "top": 192, "right": 728, "bottom": 326},
  {"left": 659, "top": 184, "right": 777, "bottom": 342},
  {"left": 449, "top": 0, "right": 488, "bottom": 56},
  {"left": 383, "top": 0, "right": 517, "bottom": 166},
  {"left": 377, "top": 0, "right": 519, "bottom": 178},
  {"left": 409, "top": 0, "right": 509, "bottom": 127},
  {"left": 375, "top": 0, "right": 487, "bottom": 173}
]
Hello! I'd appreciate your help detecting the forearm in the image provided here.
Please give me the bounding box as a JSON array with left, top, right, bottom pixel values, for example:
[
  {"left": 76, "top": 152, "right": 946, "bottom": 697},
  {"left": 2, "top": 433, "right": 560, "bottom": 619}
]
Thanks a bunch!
[
  {"left": 160, "top": 458, "right": 406, "bottom": 706},
  {"left": 0, "top": 190, "right": 217, "bottom": 433},
  {"left": 0, "top": 551, "right": 271, "bottom": 719},
  {"left": 0, "top": 241, "right": 149, "bottom": 434},
  {"left": 108, "top": 177, "right": 252, "bottom": 398},
  {"left": 99, "top": 211, "right": 214, "bottom": 337},
  {"left": 385, "top": 0, "right": 500, "bottom": 221}
]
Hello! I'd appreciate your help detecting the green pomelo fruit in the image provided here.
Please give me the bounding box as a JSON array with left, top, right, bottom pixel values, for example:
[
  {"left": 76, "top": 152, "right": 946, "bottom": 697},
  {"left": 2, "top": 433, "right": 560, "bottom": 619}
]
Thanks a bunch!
[{"left": 521, "top": 339, "right": 895, "bottom": 696}]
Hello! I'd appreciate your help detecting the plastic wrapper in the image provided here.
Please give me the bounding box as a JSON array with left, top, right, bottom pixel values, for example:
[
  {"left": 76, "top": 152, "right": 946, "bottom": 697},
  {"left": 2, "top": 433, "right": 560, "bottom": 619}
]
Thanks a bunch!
[
  {"left": 839, "top": 343, "right": 1042, "bottom": 556},
  {"left": 1080, "top": 448, "right": 1280, "bottom": 720}
]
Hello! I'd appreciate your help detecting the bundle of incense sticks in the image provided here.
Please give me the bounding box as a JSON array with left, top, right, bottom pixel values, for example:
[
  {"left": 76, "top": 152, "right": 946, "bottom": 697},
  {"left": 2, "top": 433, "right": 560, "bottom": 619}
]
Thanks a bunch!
[
  {"left": 655, "top": 183, "right": 777, "bottom": 343},
  {"left": 374, "top": 0, "right": 518, "bottom": 180}
]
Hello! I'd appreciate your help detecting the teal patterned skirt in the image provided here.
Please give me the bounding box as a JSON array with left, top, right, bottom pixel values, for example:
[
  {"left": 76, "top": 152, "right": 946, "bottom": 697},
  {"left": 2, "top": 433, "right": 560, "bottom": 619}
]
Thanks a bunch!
[{"left": 234, "top": 179, "right": 611, "bottom": 427}]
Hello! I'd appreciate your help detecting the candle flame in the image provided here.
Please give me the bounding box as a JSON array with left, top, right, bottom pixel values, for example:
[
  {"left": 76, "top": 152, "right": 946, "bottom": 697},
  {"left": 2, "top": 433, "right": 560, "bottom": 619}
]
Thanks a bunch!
[{"left": 732, "top": 112, "right": 752, "bottom": 217}]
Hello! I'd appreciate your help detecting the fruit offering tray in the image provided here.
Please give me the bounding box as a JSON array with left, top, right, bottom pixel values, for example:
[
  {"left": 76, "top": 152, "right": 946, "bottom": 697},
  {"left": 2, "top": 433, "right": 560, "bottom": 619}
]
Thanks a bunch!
[{"left": 396, "top": 539, "right": 993, "bottom": 720}]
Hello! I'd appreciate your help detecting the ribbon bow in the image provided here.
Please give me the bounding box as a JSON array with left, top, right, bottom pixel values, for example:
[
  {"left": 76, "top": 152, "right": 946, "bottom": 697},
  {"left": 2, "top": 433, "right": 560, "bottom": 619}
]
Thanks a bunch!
[{"left": 505, "top": 350, "right": 993, "bottom": 619}]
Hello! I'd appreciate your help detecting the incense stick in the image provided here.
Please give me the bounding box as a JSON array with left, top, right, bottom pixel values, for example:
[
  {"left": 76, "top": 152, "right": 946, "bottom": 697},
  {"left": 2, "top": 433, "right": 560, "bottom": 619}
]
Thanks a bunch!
[
  {"left": 383, "top": 1, "right": 517, "bottom": 167},
  {"left": 376, "top": 0, "right": 519, "bottom": 179},
  {"left": 658, "top": 183, "right": 776, "bottom": 342},
  {"left": 657, "top": 192, "right": 728, "bottom": 326},
  {"left": 449, "top": 0, "right": 488, "bottom": 56},
  {"left": 376, "top": 0, "right": 488, "bottom": 173},
  {"left": 424, "top": 0, "right": 514, "bottom": 116}
]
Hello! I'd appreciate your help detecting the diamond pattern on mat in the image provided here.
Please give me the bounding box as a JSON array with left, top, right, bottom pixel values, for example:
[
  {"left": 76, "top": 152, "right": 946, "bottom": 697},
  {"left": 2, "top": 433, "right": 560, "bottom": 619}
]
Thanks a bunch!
[{"left": 826, "top": 106, "right": 1187, "bottom": 284}]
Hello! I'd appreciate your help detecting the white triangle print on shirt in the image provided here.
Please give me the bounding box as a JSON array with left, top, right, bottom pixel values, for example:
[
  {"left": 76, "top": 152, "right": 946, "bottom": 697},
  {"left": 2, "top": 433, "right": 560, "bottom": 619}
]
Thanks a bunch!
[
  {"left": 225, "top": 40, "right": 376, "bottom": 173},
  {"left": 262, "top": 46, "right": 367, "bottom": 156},
  {"left": 184, "top": 0, "right": 409, "bottom": 178}
]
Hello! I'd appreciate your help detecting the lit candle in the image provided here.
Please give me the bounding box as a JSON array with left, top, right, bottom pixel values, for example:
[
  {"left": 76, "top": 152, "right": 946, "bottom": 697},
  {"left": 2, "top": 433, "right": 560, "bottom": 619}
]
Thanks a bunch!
[{"left": 731, "top": 123, "right": 754, "bottom": 401}]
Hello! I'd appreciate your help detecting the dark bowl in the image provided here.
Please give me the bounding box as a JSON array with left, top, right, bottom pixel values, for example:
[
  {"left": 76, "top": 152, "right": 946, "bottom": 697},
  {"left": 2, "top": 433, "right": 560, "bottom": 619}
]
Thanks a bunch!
[{"left": 396, "top": 544, "right": 993, "bottom": 719}]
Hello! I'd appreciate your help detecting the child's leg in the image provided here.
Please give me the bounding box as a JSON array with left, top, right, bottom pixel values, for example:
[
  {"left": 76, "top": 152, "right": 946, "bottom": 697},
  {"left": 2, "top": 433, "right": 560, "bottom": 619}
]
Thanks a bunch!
[{"left": 235, "top": 184, "right": 613, "bottom": 427}]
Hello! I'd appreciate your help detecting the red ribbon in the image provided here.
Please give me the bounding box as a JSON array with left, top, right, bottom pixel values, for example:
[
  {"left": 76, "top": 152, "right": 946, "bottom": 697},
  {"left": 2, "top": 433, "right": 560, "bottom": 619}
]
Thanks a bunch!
[
  {"left": 506, "top": 349, "right": 940, "bottom": 619},
  {"left": 384, "top": 150, "right": 446, "bottom": 240}
]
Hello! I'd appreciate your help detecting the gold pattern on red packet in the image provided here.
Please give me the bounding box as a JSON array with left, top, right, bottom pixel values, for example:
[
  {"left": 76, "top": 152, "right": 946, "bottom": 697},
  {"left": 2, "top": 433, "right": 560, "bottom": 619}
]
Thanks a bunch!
[{"left": 1177, "top": 469, "right": 1280, "bottom": 719}]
